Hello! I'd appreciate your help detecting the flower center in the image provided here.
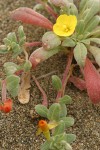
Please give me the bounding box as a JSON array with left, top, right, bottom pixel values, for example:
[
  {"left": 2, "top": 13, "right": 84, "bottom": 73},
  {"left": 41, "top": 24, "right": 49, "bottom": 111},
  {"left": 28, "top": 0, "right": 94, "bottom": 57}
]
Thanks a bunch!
[{"left": 62, "top": 24, "right": 70, "bottom": 32}]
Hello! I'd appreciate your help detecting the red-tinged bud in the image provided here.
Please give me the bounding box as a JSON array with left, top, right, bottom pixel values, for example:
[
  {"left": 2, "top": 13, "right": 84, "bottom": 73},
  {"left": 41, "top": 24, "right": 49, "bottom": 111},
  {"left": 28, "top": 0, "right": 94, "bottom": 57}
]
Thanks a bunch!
[
  {"left": 10, "top": 7, "right": 53, "bottom": 30},
  {"left": 84, "top": 58, "right": 100, "bottom": 104},
  {"left": 29, "top": 47, "right": 60, "bottom": 69},
  {"left": 0, "top": 99, "right": 12, "bottom": 113}
]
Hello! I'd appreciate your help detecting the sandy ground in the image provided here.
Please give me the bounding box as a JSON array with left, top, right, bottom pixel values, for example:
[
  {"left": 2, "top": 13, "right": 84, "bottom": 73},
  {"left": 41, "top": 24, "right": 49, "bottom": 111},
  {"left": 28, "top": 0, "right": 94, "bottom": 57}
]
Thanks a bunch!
[{"left": 0, "top": 0, "right": 100, "bottom": 150}]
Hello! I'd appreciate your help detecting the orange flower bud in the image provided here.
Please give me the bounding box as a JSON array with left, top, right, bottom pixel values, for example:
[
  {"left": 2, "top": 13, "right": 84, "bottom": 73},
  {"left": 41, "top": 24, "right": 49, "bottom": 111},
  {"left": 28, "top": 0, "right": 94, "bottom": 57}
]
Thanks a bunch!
[
  {"left": 38, "top": 120, "right": 49, "bottom": 132},
  {"left": 0, "top": 99, "right": 12, "bottom": 113}
]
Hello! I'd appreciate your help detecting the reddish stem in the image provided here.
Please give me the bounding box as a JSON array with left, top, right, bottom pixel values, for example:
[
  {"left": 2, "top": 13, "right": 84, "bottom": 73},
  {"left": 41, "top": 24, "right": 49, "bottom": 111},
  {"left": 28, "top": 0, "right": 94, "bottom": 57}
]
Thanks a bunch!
[
  {"left": 36, "top": 0, "right": 58, "bottom": 19},
  {"left": 25, "top": 42, "right": 42, "bottom": 48},
  {"left": 45, "top": 4, "right": 58, "bottom": 19},
  {"left": 33, "top": 76, "right": 48, "bottom": 107},
  {"left": 2, "top": 80, "right": 7, "bottom": 102},
  {"left": 56, "top": 51, "right": 73, "bottom": 102}
]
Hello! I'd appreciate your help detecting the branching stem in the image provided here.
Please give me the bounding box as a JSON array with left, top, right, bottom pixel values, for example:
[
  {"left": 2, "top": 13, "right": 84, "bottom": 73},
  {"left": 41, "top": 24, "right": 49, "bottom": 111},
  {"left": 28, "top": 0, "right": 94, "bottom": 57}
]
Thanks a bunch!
[
  {"left": 56, "top": 51, "right": 73, "bottom": 102},
  {"left": 33, "top": 76, "right": 48, "bottom": 107}
]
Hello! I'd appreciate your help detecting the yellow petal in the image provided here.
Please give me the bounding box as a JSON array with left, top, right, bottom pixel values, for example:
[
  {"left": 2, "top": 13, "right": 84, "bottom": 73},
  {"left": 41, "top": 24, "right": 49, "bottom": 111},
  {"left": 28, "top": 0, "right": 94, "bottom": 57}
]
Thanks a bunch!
[
  {"left": 48, "top": 121, "right": 58, "bottom": 129},
  {"left": 36, "top": 128, "right": 42, "bottom": 136},
  {"left": 56, "top": 14, "right": 69, "bottom": 25},
  {"left": 43, "top": 130, "right": 50, "bottom": 140},
  {"left": 66, "top": 15, "right": 77, "bottom": 28}
]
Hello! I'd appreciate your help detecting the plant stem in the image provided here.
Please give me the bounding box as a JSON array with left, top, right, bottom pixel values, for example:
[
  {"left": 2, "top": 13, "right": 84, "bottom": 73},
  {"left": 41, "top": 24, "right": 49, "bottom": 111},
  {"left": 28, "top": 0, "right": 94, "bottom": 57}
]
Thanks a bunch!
[
  {"left": 33, "top": 76, "right": 48, "bottom": 107},
  {"left": 36, "top": 0, "right": 58, "bottom": 19},
  {"left": 2, "top": 80, "right": 7, "bottom": 102},
  {"left": 25, "top": 42, "right": 42, "bottom": 48},
  {"left": 56, "top": 51, "right": 73, "bottom": 102},
  {"left": 37, "top": 70, "right": 57, "bottom": 80}
]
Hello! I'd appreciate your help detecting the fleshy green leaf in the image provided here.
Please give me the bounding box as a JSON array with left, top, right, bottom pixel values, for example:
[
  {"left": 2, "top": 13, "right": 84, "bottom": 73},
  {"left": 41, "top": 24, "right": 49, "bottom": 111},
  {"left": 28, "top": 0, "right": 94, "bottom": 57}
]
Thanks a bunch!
[
  {"left": 0, "top": 45, "right": 8, "bottom": 54},
  {"left": 79, "top": 0, "right": 88, "bottom": 12},
  {"left": 42, "top": 31, "right": 61, "bottom": 50},
  {"left": 59, "top": 95, "right": 72, "bottom": 104},
  {"left": 24, "top": 61, "right": 32, "bottom": 72},
  {"left": 18, "top": 26, "right": 26, "bottom": 46},
  {"left": 90, "top": 38, "right": 100, "bottom": 45},
  {"left": 6, "top": 75, "right": 20, "bottom": 98},
  {"left": 7, "top": 32, "right": 17, "bottom": 43},
  {"left": 52, "top": 75, "right": 62, "bottom": 91},
  {"left": 74, "top": 43, "right": 87, "bottom": 67},
  {"left": 59, "top": 104, "right": 67, "bottom": 118},
  {"left": 62, "top": 37, "right": 76, "bottom": 47},
  {"left": 47, "top": 103, "right": 61, "bottom": 121},
  {"left": 18, "top": 26, "right": 26, "bottom": 40},
  {"left": 69, "top": 3, "right": 78, "bottom": 16},
  {"left": 54, "top": 121, "right": 65, "bottom": 136},
  {"left": 4, "top": 62, "right": 18, "bottom": 76},
  {"left": 85, "top": 15, "right": 100, "bottom": 32},
  {"left": 12, "top": 43, "right": 22, "bottom": 57},
  {"left": 81, "top": 39, "right": 90, "bottom": 45},
  {"left": 41, "top": 141, "right": 50, "bottom": 150},
  {"left": 64, "top": 134, "right": 76, "bottom": 144},
  {"left": 3, "top": 38, "right": 11, "bottom": 46},
  {"left": 76, "top": 20, "right": 85, "bottom": 35},
  {"left": 88, "top": 27, "right": 100, "bottom": 38},
  {"left": 35, "top": 104, "right": 49, "bottom": 118},
  {"left": 62, "top": 117, "right": 75, "bottom": 128},
  {"left": 84, "top": 0, "right": 100, "bottom": 25},
  {"left": 88, "top": 46, "right": 100, "bottom": 66}
]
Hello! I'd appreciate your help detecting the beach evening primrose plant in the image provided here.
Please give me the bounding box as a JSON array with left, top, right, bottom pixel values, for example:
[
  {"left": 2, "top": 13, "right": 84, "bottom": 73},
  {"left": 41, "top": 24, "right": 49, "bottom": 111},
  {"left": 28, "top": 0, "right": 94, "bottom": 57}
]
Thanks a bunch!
[
  {"left": 53, "top": 14, "right": 77, "bottom": 36},
  {"left": 0, "top": 0, "right": 100, "bottom": 106},
  {"left": 0, "top": 0, "right": 99, "bottom": 113}
]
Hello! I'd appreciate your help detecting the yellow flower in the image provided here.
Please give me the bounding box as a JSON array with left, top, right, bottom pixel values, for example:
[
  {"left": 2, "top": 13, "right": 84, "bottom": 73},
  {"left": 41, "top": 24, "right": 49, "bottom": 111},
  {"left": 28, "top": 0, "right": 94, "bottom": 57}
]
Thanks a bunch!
[
  {"left": 36, "top": 120, "right": 58, "bottom": 140},
  {"left": 53, "top": 14, "right": 77, "bottom": 37}
]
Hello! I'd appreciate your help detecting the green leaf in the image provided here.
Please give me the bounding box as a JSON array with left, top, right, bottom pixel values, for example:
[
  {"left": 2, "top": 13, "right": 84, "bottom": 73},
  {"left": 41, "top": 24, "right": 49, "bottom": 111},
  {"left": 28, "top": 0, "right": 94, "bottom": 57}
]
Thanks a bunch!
[
  {"left": 69, "top": 3, "right": 78, "bottom": 16},
  {"left": 35, "top": 104, "right": 49, "bottom": 118},
  {"left": 24, "top": 61, "right": 32, "bottom": 72},
  {"left": 42, "top": 31, "right": 61, "bottom": 50},
  {"left": 81, "top": 39, "right": 90, "bottom": 45},
  {"left": 79, "top": 0, "right": 88, "bottom": 12},
  {"left": 4, "top": 62, "right": 18, "bottom": 76},
  {"left": 19, "top": 36, "right": 26, "bottom": 46},
  {"left": 0, "top": 45, "right": 8, "bottom": 54},
  {"left": 59, "top": 104, "right": 67, "bottom": 118},
  {"left": 52, "top": 75, "right": 62, "bottom": 91},
  {"left": 41, "top": 141, "right": 50, "bottom": 150},
  {"left": 88, "top": 26, "right": 100, "bottom": 38},
  {"left": 62, "top": 142, "right": 72, "bottom": 150},
  {"left": 3, "top": 38, "right": 11, "bottom": 46},
  {"left": 74, "top": 43, "right": 87, "bottom": 67},
  {"left": 18, "top": 26, "right": 26, "bottom": 40},
  {"left": 54, "top": 121, "right": 65, "bottom": 136},
  {"left": 62, "top": 37, "right": 76, "bottom": 47},
  {"left": 59, "top": 95, "right": 72, "bottom": 105},
  {"left": 6, "top": 75, "right": 20, "bottom": 98},
  {"left": 7, "top": 32, "right": 17, "bottom": 43},
  {"left": 47, "top": 103, "right": 61, "bottom": 121},
  {"left": 85, "top": 15, "right": 100, "bottom": 32},
  {"left": 64, "top": 134, "right": 76, "bottom": 144},
  {"left": 12, "top": 43, "right": 22, "bottom": 57},
  {"left": 84, "top": 0, "right": 100, "bottom": 25},
  {"left": 62, "top": 117, "right": 74, "bottom": 128},
  {"left": 89, "top": 38, "right": 100, "bottom": 45},
  {"left": 88, "top": 46, "right": 100, "bottom": 66},
  {"left": 76, "top": 20, "right": 85, "bottom": 35}
]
